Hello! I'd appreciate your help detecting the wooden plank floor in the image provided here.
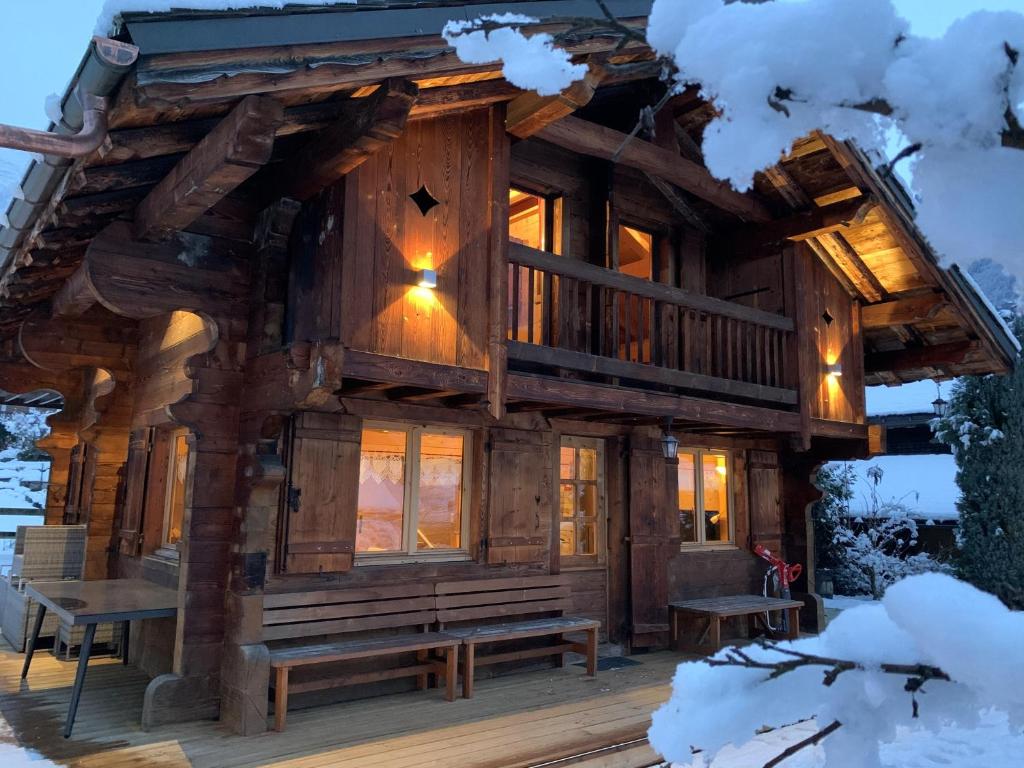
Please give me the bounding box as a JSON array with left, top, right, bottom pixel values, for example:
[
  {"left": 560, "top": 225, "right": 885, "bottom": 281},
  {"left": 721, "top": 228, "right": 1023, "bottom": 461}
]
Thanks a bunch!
[{"left": 0, "top": 638, "right": 679, "bottom": 768}]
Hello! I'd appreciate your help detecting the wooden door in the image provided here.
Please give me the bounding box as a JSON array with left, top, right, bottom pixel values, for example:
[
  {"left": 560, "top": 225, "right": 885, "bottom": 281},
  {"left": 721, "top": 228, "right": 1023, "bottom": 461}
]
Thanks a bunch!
[
  {"left": 485, "top": 428, "right": 552, "bottom": 565},
  {"left": 282, "top": 412, "right": 362, "bottom": 574},
  {"left": 748, "top": 450, "right": 782, "bottom": 553},
  {"left": 628, "top": 440, "right": 676, "bottom": 647}
]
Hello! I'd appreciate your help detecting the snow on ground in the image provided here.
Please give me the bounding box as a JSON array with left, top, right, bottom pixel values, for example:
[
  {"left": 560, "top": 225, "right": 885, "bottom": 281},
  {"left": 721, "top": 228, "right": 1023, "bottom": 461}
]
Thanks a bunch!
[
  {"left": 823, "top": 594, "right": 876, "bottom": 611},
  {"left": 835, "top": 454, "right": 960, "bottom": 520}
]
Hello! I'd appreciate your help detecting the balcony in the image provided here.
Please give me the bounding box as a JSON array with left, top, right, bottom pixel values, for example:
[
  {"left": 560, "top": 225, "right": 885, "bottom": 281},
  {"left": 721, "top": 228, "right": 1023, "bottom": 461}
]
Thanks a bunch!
[{"left": 507, "top": 243, "right": 798, "bottom": 408}]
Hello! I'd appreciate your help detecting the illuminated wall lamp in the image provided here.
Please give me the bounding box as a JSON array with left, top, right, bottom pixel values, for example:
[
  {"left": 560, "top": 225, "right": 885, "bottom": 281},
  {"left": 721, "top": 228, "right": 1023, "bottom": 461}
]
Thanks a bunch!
[
  {"left": 417, "top": 268, "right": 437, "bottom": 289},
  {"left": 826, "top": 362, "right": 843, "bottom": 378}
]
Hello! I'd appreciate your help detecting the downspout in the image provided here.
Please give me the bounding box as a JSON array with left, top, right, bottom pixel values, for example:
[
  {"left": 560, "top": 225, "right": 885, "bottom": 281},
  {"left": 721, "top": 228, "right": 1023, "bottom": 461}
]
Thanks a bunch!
[
  {"left": 0, "top": 37, "right": 138, "bottom": 273},
  {"left": 0, "top": 92, "right": 109, "bottom": 159}
]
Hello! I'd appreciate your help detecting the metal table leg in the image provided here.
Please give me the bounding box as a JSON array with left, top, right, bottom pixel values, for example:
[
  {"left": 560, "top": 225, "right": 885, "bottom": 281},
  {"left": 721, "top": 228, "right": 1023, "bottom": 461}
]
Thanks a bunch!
[
  {"left": 121, "top": 619, "right": 130, "bottom": 665},
  {"left": 21, "top": 603, "right": 46, "bottom": 679},
  {"left": 64, "top": 623, "right": 96, "bottom": 738}
]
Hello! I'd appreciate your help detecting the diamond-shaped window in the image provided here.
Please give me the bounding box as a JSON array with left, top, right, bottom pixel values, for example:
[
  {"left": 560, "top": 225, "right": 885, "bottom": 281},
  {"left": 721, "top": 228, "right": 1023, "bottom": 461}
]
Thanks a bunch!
[
  {"left": 822, "top": 310, "right": 834, "bottom": 326},
  {"left": 409, "top": 185, "right": 440, "bottom": 216}
]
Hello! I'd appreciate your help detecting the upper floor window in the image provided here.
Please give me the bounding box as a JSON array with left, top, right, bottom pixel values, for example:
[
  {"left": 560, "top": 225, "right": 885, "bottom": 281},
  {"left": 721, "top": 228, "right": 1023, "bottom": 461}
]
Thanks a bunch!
[
  {"left": 617, "top": 224, "right": 654, "bottom": 280},
  {"left": 355, "top": 423, "right": 471, "bottom": 560},
  {"left": 509, "top": 187, "right": 562, "bottom": 253},
  {"left": 678, "top": 448, "right": 732, "bottom": 546}
]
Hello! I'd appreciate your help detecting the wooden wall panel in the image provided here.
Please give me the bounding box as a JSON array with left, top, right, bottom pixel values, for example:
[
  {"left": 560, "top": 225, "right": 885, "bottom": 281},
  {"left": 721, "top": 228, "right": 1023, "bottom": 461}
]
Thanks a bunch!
[
  {"left": 562, "top": 567, "right": 608, "bottom": 640},
  {"left": 795, "top": 244, "right": 865, "bottom": 423},
  {"left": 486, "top": 427, "right": 553, "bottom": 565},
  {"left": 330, "top": 109, "right": 494, "bottom": 368},
  {"left": 748, "top": 449, "right": 782, "bottom": 553}
]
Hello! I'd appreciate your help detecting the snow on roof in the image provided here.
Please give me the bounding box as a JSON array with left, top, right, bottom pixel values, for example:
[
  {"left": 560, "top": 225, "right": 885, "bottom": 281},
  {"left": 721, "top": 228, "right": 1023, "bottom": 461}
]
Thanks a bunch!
[
  {"left": 96, "top": 0, "right": 356, "bottom": 35},
  {"left": 835, "top": 454, "right": 960, "bottom": 521},
  {"left": 0, "top": 150, "right": 29, "bottom": 228},
  {"left": 866, "top": 379, "right": 955, "bottom": 416},
  {"left": 960, "top": 267, "right": 1022, "bottom": 353}
]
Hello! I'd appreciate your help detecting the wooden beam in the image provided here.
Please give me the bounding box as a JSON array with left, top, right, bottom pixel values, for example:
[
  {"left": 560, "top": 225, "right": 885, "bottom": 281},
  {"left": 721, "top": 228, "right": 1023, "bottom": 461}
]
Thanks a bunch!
[
  {"left": 735, "top": 196, "right": 875, "bottom": 247},
  {"left": 272, "top": 79, "right": 418, "bottom": 202},
  {"left": 816, "top": 232, "right": 886, "bottom": 303},
  {"left": 536, "top": 116, "right": 771, "bottom": 222},
  {"left": 861, "top": 294, "right": 946, "bottom": 329},
  {"left": 506, "top": 63, "right": 604, "bottom": 138},
  {"left": 865, "top": 341, "right": 979, "bottom": 374},
  {"left": 133, "top": 95, "right": 283, "bottom": 240}
]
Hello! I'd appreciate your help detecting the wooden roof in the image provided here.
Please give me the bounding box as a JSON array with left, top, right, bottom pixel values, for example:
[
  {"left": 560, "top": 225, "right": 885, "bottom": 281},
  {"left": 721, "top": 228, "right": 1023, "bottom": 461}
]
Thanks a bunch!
[{"left": 0, "top": 0, "right": 1015, "bottom": 385}]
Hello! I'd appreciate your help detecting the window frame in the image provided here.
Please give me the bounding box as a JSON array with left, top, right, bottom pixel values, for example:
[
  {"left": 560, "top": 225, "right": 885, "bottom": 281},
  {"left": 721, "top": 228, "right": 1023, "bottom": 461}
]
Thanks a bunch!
[
  {"left": 155, "top": 426, "right": 189, "bottom": 560},
  {"left": 558, "top": 435, "right": 606, "bottom": 568},
  {"left": 677, "top": 447, "right": 735, "bottom": 549},
  {"left": 355, "top": 420, "right": 474, "bottom": 565},
  {"left": 508, "top": 184, "right": 563, "bottom": 255}
]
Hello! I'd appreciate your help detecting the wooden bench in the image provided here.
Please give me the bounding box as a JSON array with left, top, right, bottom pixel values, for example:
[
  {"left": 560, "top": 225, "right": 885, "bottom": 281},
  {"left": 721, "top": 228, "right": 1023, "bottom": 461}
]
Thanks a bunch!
[
  {"left": 435, "top": 576, "right": 599, "bottom": 698},
  {"left": 263, "top": 584, "right": 459, "bottom": 731},
  {"left": 669, "top": 595, "right": 804, "bottom": 654}
]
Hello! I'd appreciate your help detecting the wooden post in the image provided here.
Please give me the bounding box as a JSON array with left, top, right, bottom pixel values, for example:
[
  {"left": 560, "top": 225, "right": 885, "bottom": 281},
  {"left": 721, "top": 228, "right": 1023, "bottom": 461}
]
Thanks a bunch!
[{"left": 485, "top": 105, "right": 510, "bottom": 420}]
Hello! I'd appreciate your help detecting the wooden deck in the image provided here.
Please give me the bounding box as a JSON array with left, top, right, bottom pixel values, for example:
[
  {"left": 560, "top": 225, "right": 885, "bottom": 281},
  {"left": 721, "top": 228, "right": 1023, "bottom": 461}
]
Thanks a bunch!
[{"left": 0, "top": 638, "right": 676, "bottom": 768}]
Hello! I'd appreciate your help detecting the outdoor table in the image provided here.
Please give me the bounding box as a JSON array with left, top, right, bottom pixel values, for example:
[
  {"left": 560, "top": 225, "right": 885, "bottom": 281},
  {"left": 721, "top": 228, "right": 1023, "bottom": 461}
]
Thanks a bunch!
[{"left": 20, "top": 578, "right": 177, "bottom": 738}]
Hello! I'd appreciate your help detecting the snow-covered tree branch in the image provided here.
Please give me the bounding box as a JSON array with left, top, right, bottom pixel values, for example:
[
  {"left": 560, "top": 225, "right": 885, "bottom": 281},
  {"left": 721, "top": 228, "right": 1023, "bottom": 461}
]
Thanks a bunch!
[{"left": 445, "top": 0, "right": 1024, "bottom": 285}]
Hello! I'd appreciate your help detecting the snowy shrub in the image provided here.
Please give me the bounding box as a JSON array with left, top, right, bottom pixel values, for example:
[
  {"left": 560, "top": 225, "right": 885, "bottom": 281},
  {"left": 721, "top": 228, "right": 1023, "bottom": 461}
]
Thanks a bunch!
[
  {"left": 811, "top": 464, "right": 855, "bottom": 576},
  {"left": 649, "top": 573, "right": 1024, "bottom": 768}
]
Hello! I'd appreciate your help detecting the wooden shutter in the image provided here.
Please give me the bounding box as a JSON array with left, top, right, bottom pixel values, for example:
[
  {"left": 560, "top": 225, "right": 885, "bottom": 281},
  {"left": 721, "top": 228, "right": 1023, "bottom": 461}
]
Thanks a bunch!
[
  {"left": 628, "top": 441, "right": 675, "bottom": 646},
  {"left": 63, "top": 444, "right": 84, "bottom": 525},
  {"left": 118, "top": 428, "right": 153, "bottom": 556},
  {"left": 283, "top": 412, "right": 362, "bottom": 574},
  {"left": 748, "top": 450, "right": 782, "bottom": 552},
  {"left": 485, "top": 428, "right": 552, "bottom": 564}
]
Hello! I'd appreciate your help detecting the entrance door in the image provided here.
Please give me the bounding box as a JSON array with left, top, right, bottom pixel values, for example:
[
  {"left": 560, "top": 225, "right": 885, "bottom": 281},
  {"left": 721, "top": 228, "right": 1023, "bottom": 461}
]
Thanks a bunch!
[{"left": 558, "top": 436, "right": 609, "bottom": 638}]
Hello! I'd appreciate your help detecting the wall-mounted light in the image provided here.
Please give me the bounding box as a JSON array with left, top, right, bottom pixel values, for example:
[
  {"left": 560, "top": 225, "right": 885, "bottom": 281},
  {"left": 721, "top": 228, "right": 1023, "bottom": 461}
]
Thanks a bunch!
[
  {"left": 417, "top": 268, "right": 437, "bottom": 289},
  {"left": 661, "top": 417, "right": 679, "bottom": 460},
  {"left": 826, "top": 362, "right": 843, "bottom": 378}
]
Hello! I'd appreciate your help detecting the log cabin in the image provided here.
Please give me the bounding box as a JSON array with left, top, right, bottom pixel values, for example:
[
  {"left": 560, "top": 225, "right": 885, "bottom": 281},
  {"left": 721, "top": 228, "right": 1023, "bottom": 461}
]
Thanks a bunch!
[{"left": 0, "top": 0, "right": 1016, "bottom": 736}]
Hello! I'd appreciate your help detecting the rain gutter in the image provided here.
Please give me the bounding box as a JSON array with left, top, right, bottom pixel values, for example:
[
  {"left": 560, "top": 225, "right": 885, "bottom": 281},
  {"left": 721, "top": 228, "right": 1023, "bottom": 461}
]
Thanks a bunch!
[{"left": 0, "top": 37, "right": 138, "bottom": 276}]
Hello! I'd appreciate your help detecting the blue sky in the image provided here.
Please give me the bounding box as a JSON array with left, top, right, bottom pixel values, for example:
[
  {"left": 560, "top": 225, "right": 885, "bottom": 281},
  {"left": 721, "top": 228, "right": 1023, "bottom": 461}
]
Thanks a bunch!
[{"left": 1, "top": 0, "right": 1022, "bottom": 189}]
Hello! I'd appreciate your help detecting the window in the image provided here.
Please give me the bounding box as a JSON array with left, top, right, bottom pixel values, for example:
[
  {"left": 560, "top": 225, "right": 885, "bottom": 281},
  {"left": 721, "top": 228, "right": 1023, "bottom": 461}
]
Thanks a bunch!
[
  {"left": 356, "top": 423, "right": 471, "bottom": 560},
  {"left": 162, "top": 428, "right": 189, "bottom": 550},
  {"left": 508, "top": 187, "right": 562, "bottom": 344},
  {"left": 678, "top": 449, "right": 732, "bottom": 546},
  {"left": 559, "top": 438, "right": 604, "bottom": 561},
  {"left": 617, "top": 224, "right": 654, "bottom": 280}
]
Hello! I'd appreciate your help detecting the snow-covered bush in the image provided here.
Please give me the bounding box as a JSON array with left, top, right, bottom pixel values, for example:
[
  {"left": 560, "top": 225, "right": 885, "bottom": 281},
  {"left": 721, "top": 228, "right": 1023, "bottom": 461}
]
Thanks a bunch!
[
  {"left": 817, "top": 464, "right": 948, "bottom": 598},
  {"left": 933, "top": 315, "right": 1024, "bottom": 609},
  {"left": 649, "top": 573, "right": 1024, "bottom": 768}
]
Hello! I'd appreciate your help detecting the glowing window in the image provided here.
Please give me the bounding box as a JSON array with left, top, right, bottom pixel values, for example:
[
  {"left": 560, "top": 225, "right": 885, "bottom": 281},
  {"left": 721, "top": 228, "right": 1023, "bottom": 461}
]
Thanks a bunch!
[
  {"left": 163, "top": 429, "right": 188, "bottom": 548},
  {"left": 558, "top": 438, "right": 603, "bottom": 560},
  {"left": 356, "top": 424, "right": 471, "bottom": 559},
  {"left": 617, "top": 224, "right": 654, "bottom": 280},
  {"left": 678, "top": 448, "right": 732, "bottom": 546}
]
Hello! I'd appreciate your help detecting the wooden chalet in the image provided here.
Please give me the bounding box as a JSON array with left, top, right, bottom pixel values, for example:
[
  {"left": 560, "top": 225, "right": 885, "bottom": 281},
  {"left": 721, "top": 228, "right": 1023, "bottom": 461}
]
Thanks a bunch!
[{"left": 0, "top": 0, "right": 1016, "bottom": 738}]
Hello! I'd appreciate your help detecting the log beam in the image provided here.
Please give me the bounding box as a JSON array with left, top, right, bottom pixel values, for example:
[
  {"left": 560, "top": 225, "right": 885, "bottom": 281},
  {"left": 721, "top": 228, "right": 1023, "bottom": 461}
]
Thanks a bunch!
[
  {"left": 506, "top": 63, "right": 604, "bottom": 138},
  {"left": 272, "top": 78, "right": 418, "bottom": 202},
  {"left": 536, "top": 116, "right": 771, "bottom": 222},
  {"left": 861, "top": 294, "right": 946, "bottom": 329},
  {"left": 865, "top": 341, "right": 978, "bottom": 374},
  {"left": 735, "top": 196, "right": 875, "bottom": 248},
  {"left": 815, "top": 232, "right": 886, "bottom": 304},
  {"left": 133, "top": 95, "right": 283, "bottom": 240}
]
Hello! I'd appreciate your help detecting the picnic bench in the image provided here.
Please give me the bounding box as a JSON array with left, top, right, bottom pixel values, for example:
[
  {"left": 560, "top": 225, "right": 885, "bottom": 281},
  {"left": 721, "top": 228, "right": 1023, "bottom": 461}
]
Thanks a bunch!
[
  {"left": 669, "top": 595, "right": 804, "bottom": 654},
  {"left": 435, "top": 575, "right": 599, "bottom": 699},
  {"left": 262, "top": 583, "right": 459, "bottom": 731}
]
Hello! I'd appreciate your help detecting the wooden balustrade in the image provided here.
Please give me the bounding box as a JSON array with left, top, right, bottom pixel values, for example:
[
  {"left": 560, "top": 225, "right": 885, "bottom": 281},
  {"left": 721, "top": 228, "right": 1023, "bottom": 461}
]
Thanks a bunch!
[{"left": 507, "top": 243, "right": 798, "bottom": 405}]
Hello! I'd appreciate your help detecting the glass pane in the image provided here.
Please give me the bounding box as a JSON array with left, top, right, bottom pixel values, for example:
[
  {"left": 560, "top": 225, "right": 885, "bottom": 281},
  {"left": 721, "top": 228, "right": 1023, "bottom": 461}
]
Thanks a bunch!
[
  {"left": 356, "top": 428, "right": 407, "bottom": 553},
  {"left": 165, "top": 432, "right": 188, "bottom": 546},
  {"left": 617, "top": 225, "right": 653, "bottom": 280},
  {"left": 559, "top": 446, "right": 575, "bottom": 479},
  {"left": 703, "top": 453, "right": 730, "bottom": 543},
  {"left": 578, "top": 447, "right": 597, "bottom": 481},
  {"left": 578, "top": 484, "right": 597, "bottom": 517},
  {"left": 559, "top": 521, "right": 574, "bottom": 556},
  {"left": 509, "top": 188, "right": 546, "bottom": 250},
  {"left": 577, "top": 522, "right": 596, "bottom": 555},
  {"left": 416, "top": 433, "right": 465, "bottom": 550},
  {"left": 560, "top": 483, "right": 575, "bottom": 518},
  {"left": 678, "top": 452, "right": 697, "bottom": 543}
]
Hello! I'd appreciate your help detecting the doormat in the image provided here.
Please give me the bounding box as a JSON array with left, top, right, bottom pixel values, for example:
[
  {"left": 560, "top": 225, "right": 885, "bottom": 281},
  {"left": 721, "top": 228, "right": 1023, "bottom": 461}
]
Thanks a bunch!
[{"left": 573, "top": 656, "right": 642, "bottom": 672}]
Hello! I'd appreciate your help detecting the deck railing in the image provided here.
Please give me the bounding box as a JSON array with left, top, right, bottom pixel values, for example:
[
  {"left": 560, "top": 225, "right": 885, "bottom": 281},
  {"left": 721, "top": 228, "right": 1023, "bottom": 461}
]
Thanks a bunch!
[{"left": 507, "top": 243, "right": 798, "bottom": 405}]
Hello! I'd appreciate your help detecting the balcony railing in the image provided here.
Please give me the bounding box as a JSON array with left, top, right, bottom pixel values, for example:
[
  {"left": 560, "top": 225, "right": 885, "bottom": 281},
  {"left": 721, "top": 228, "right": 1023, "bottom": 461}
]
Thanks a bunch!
[{"left": 507, "top": 243, "right": 797, "bottom": 406}]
